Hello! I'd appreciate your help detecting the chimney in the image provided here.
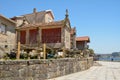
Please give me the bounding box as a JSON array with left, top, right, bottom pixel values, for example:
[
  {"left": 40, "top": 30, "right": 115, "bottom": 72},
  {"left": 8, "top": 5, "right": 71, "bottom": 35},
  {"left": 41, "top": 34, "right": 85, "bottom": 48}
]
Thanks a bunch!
[
  {"left": 65, "top": 9, "right": 69, "bottom": 18},
  {"left": 33, "top": 8, "right": 37, "bottom": 13}
]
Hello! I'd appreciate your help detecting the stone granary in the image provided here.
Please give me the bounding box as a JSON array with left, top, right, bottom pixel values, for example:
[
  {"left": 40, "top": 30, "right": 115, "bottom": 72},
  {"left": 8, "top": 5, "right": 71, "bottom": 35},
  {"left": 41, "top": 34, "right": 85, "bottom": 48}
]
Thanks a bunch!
[
  {"left": 76, "top": 36, "right": 90, "bottom": 57},
  {"left": 0, "top": 14, "right": 16, "bottom": 58},
  {"left": 76, "top": 36, "right": 90, "bottom": 50},
  {"left": 12, "top": 8, "right": 75, "bottom": 57}
]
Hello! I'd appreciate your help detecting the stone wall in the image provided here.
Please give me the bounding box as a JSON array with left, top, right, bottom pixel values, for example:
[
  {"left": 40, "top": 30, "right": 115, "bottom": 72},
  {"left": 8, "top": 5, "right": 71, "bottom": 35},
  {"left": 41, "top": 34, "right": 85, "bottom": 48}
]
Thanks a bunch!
[{"left": 0, "top": 58, "right": 93, "bottom": 80}]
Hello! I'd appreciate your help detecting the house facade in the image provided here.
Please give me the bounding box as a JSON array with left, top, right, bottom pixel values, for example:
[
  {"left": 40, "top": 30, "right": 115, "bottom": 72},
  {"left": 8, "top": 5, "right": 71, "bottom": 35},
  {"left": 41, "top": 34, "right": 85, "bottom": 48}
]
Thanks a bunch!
[
  {"left": 0, "top": 14, "right": 16, "bottom": 57},
  {"left": 76, "top": 36, "right": 90, "bottom": 50}
]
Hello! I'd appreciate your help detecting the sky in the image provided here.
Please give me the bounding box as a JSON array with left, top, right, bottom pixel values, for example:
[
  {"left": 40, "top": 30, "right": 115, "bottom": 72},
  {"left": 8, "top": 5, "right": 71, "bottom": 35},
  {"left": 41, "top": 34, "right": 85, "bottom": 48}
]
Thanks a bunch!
[{"left": 0, "top": 0, "right": 120, "bottom": 54}]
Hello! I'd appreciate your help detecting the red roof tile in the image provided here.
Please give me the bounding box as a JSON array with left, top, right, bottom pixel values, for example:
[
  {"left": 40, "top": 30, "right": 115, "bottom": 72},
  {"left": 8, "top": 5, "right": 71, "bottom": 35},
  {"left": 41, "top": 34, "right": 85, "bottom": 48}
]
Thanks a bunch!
[{"left": 76, "top": 36, "right": 90, "bottom": 42}]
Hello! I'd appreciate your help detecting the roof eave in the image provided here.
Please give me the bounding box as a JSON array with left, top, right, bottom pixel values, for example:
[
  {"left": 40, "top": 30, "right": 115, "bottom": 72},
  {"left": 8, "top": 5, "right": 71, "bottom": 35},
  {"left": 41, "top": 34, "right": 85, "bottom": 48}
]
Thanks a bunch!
[
  {"left": 16, "top": 22, "right": 64, "bottom": 30},
  {"left": 0, "top": 14, "right": 16, "bottom": 24}
]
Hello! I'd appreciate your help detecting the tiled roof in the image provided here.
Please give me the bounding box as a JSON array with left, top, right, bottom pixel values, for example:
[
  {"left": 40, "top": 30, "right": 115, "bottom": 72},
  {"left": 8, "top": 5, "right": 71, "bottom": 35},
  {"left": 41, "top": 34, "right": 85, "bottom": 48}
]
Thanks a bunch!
[
  {"left": 16, "top": 20, "right": 64, "bottom": 29},
  {"left": 76, "top": 36, "right": 90, "bottom": 42},
  {"left": 11, "top": 9, "right": 54, "bottom": 24},
  {"left": 23, "top": 11, "right": 46, "bottom": 24}
]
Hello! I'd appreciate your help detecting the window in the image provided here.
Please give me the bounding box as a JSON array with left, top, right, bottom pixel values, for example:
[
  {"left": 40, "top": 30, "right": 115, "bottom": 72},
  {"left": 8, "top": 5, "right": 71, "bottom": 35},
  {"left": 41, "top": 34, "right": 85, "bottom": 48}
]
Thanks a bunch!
[
  {"left": 48, "top": 18, "right": 52, "bottom": 22},
  {"left": 0, "top": 23, "right": 6, "bottom": 34}
]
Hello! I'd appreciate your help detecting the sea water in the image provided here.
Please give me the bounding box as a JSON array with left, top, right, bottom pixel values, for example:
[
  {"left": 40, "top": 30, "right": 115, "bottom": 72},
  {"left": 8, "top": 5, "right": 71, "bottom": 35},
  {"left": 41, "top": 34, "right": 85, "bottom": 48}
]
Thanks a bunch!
[{"left": 99, "top": 57, "right": 120, "bottom": 61}]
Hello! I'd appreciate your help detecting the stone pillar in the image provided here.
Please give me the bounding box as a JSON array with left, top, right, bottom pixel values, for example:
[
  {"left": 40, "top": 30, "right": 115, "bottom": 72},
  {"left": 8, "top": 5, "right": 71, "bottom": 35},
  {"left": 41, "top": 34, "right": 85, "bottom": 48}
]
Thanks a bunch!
[
  {"left": 37, "top": 27, "right": 41, "bottom": 59},
  {"left": 17, "top": 30, "right": 20, "bottom": 42},
  {"left": 26, "top": 29, "right": 29, "bottom": 45},
  {"left": 37, "top": 27, "right": 41, "bottom": 47},
  {"left": 61, "top": 27, "right": 65, "bottom": 47}
]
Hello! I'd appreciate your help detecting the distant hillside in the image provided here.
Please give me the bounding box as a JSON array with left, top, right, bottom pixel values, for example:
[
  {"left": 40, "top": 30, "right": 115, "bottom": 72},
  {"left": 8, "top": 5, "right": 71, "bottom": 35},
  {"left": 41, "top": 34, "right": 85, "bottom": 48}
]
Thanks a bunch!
[
  {"left": 112, "top": 52, "right": 120, "bottom": 57},
  {"left": 96, "top": 52, "right": 120, "bottom": 58},
  {"left": 96, "top": 54, "right": 111, "bottom": 58}
]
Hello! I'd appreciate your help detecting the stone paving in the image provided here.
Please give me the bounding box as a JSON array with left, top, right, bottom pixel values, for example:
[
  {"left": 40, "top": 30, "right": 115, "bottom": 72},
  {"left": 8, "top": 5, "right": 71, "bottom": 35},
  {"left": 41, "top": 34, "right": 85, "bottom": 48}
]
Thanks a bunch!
[{"left": 47, "top": 61, "right": 120, "bottom": 80}]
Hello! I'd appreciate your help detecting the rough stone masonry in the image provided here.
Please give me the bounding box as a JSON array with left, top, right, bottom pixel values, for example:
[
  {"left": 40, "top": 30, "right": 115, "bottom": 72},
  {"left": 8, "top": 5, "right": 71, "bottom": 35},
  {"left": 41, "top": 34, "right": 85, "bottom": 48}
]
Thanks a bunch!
[{"left": 0, "top": 58, "right": 93, "bottom": 80}]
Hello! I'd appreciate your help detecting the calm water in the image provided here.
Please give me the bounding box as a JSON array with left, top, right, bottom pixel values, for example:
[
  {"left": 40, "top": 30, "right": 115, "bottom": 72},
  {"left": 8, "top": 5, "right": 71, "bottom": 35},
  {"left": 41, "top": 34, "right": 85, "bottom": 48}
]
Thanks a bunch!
[{"left": 99, "top": 57, "right": 120, "bottom": 62}]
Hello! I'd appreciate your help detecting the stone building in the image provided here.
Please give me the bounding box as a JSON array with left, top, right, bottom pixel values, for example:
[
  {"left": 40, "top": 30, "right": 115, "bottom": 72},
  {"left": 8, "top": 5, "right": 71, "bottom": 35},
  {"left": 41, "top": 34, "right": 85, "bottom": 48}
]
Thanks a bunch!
[
  {"left": 12, "top": 9, "right": 72, "bottom": 55},
  {"left": 70, "top": 27, "right": 76, "bottom": 50},
  {"left": 0, "top": 14, "right": 16, "bottom": 58}
]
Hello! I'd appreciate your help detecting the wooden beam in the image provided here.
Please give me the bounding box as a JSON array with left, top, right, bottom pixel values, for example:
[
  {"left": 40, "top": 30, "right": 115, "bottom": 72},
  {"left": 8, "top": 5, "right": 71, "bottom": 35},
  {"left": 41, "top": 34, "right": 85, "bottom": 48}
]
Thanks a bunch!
[
  {"left": 16, "top": 30, "right": 20, "bottom": 59},
  {"left": 16, "top": 41, "right": 20, "bottom": 59},
  {"left": 43, "top": 43, "right": 46, "bottom": 59}
]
